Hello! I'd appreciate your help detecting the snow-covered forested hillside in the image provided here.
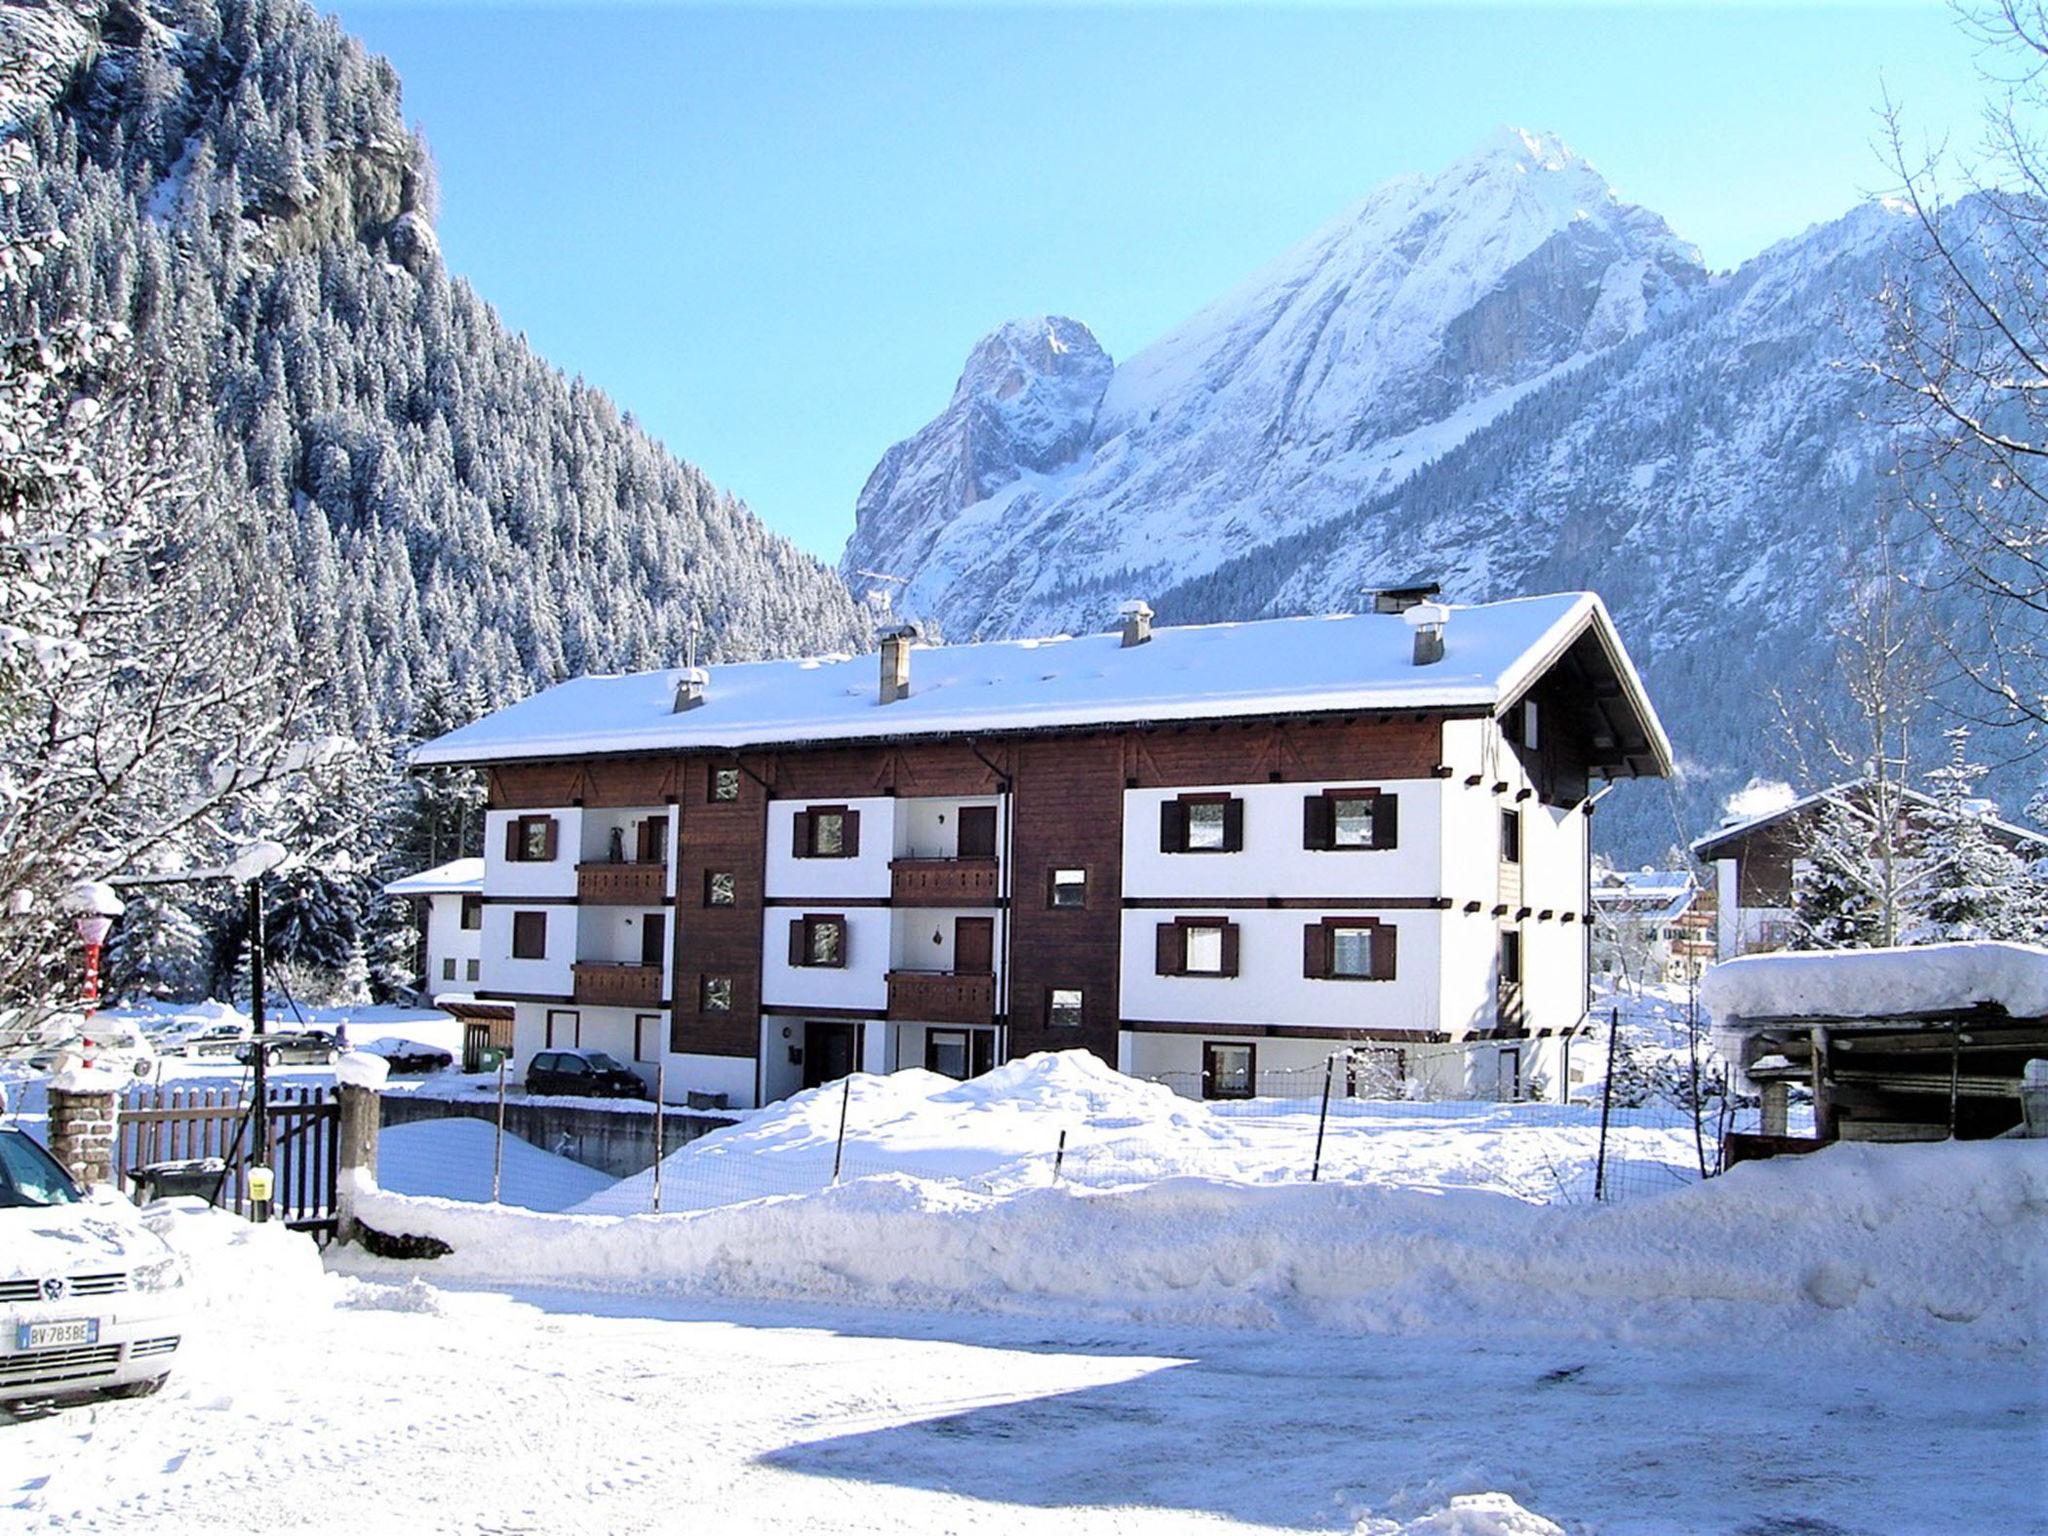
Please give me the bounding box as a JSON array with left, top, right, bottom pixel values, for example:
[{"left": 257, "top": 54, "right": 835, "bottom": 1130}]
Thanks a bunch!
[
  {"left": 0, "top": 0, "right": 867, "bottom": 1003},
  {"left": 841, "top": 133, "right": 2025, "bottom": 854}
]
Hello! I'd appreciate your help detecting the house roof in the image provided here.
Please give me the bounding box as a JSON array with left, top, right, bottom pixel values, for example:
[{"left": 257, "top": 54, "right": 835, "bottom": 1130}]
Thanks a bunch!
[
  {"left": 1690, "top": 779, "right": 2048, "bottom": 863},
  {"left": 412, "top": 592, "right": 1674, "bottom": 776},
  {"left": 382, "top": 858, "right": 485, "bottom": 897},
  {"left": 1591, "top": 869, "right": 1699, "bottom": 923}
]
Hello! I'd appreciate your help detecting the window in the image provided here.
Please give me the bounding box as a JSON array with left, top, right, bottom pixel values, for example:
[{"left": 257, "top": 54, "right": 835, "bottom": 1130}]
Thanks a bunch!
[
  {"left": 1159, "top": 794, "right": 1243, "bottom": 854},
  {"left": 793, "top": 805, "right": 859, "bottom": 858},
  {"left": 465, "top": 958, "right": 480, "bottom": 982},
  {"left": 511, "top": 910, "right": 547, "bottom": 959},
  {"left": 1504, "top": 699, "right": 1539, "bottom": 750},
  {"left": 634, "top": 1013, "right": 661, "bottom": 1064},
  {"left": 1203, "top": 1042, "right": 1256, "bottom": 1101},
  {"left": 1049, "top": 868, "right": 1087, "bottom": 908},
  {"left": 1155, "top": 917, "right": 1240, "bottom": 977},
  {"left": 544, "top": 1010, "right": 579, "bottom": 1049},
  {"left": 1500, "top": 808, "right": 1522, "bottom": 864},
  {"left": 441, "top": 957, "right": 457, "bottom": 981},
  {"left": 705, "top": 870, "right": 736, "bottom": 907},
  {"left": 460, "top": 895, "right": 483, "bottom": 930},
  {"left": 636, "top": 816, "right": 670, "bottom": 864},
  {"left": 700, "top": 975, "right": 733, "bottom": 1012},
  {"left": 504, "top": 815, "right": 558, "bottom": 863},
  {"left": 710, "top": 767, "right": 741, "bottom": 803},
  {"left": 1304, "top": 918, "right": 1395, "bottom": 981},
  {"left": 790, "top": 914, "right": 847, "bottom": 968},
  {"left": 1499, "top": 930, "right": 1522, "bottom": 986},
  {"left": 1304, "top": 789, "right": 1399, "bottom": 850},
  {"left": 1048, "top": 988, "right": 1084, "bottom": 1028}
]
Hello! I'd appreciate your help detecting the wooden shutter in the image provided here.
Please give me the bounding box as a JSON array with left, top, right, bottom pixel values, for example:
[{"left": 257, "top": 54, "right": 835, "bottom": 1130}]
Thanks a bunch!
[
  {"left": 1371, "top": 923, "right": 1398, "bottom": 980},
  {"left": 540, "top": 818, "right": 559, "bottom": 860},
  {"left": 788, "top": 918, "right": 806, "bottom": 966},
  {"left": 1303, "top": 921, "right": 1328, "bottom": 979},
  {"left": 1155, "top": 922, "right": 1181, "bottom": 976},
  {"left": 503, "top": 819, "right": 521, "bottom": 862},
  {"left": 635, "top": 818, "right": 655, "bottom": 862},
  {"left": 842, "top": 810, "right": 860, "bottom": 857},
  {"left": 1303, "top": 795, "right": 1333, "bottom": 850},
  {"left": 1159, "top": 800, "right": 1187, "bottom": 852},
  {"left": 1220, "top": 922, "right": 1241, "bottom": 978},
  {"left": 1221, "top": 798, "right": 1244, "bottom": 851},
  {"left": 792, "top": 811, "right": 811, "bottom": 858},
  {"left": 1372, "top": 794, "right": 1399, "bottom": 850}
]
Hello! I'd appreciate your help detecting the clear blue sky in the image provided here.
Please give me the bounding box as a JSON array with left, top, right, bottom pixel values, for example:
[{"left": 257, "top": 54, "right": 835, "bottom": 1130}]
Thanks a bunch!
[{"left": 329, "top": 2, "right": 1988, "bottom": 562}]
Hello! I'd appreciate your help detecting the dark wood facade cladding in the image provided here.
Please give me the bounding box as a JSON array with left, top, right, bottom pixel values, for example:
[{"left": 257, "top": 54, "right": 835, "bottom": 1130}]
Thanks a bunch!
[{"left": 484, "top": 712, "right": 1451, "bottom": 1077}]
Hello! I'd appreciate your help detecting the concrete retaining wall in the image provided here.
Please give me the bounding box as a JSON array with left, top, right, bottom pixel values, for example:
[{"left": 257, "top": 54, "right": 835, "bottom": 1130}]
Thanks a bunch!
[{"left": 378, "top": 1093, "right": 737, "bottom": 1181}]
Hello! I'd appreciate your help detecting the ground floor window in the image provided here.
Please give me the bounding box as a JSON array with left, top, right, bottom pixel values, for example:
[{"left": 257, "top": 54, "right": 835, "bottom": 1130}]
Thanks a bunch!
[
  {"left": 545, "top": 1009, "right": 579, "bottom": 1049},
  {"left": 634, "top": 1012, "right": 662, "bottom": 1064},
  {"left": 1202, "top": 1041, "right": 1256, "bottom": 1100},
  {"left": 924, "top": 1028, "right": 995, "bottom": 1081}
]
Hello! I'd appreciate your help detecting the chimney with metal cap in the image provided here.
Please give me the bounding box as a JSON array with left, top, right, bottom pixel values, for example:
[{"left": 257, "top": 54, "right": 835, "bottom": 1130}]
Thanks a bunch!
[
  {"left": 672, "top": 666, "right": 709, "bottom": 712},
  {"left": 1117, "top": 599, "right": 1153, "bottom": 648},
  {"left": 1371, "top": 579, "right": 1442, "bottom": 615},
  {"left": 1405, "top": 601, "right": 1448, "bottom": 666},
  {"left": 879, "top": 622, "right": 919, "bottom": 704}
]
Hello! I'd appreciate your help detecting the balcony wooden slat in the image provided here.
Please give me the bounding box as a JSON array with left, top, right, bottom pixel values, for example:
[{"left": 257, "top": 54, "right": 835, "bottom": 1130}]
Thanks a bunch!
[
  {"left": 577, "top": 862, "right": 668, "bottom": 906},
  {"left": 890, "top": 858, "right": 999, "bottom": 906},
  {"left": 572, "top": 962, "right": 664, "bottom": 1008},
  {"left": 886, "top": 970, "right": 995, "bottom": 1025}
]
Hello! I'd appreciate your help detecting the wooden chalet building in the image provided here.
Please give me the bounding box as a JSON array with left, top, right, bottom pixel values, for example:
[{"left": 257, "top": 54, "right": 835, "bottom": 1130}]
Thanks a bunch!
[{"left": 412, "top": 589, "right": 1672, "bottom": 1108}]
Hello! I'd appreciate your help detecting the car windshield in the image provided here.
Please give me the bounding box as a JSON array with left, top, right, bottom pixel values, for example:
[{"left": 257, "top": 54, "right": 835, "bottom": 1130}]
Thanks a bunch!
[
  {"left": 583, "top": 1052, "right": 626, "bottom": 1073},
  {"left": 0, "top": 1131, "right": 82, "bottom": 1209}
]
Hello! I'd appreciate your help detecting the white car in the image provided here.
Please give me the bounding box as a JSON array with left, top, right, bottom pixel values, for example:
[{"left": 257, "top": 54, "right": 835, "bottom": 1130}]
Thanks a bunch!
[
  {"left": 163, "top": 1020, "right": 252, "bottom": 1060},
  {"left": 0, "top": 1128, "right": 188, "bottom": 1405},
  {"left": 29, "top": 1022, "right": 157, "bottom": 1078}
]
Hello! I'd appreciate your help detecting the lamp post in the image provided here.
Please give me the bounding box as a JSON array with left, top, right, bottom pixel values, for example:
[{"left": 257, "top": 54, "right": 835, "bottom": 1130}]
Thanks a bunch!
[{"left": 61, "top": 882, "right": 126, "bottom": 1053}]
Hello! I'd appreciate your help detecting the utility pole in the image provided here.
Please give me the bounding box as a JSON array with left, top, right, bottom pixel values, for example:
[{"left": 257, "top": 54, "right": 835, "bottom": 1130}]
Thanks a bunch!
[{"left": 247, "top": 877, "right": 270, "bottom": 1223}]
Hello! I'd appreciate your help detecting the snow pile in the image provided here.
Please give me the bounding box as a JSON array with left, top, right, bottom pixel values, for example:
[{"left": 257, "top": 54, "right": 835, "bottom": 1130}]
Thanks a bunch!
[
  {"left": 1354, "top": 1494, "right": 1564, "bottom": 1536},
  {"left": 347, "top": 1139, "right": 2046, "bottom": 1354},
  {"left": 143, "top": 1199, "right": 332, "bottom": 1313},
  {"left": 378, "top": 1118, "right": 614, "bottom": 1212},
  {"left": 1703, "top": 942, "right": 2048, "bottom": 1026},
  {"left": 334, "top": 1049, "right": 390, "bottom": 1090}
]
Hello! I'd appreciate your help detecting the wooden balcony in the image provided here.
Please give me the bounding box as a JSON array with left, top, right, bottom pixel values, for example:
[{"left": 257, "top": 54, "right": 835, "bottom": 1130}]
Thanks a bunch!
[
  {"left": 886, "top": 969, "right": 995, "bottom": 1025},
  {"left": 572, "top": 962, "right": 663, "bottom": 1008},
  {"left": 577, "top": 861, "right": 667, "bottom": 906},
  {"left": 890, "top": 857, "right": 999, "bottom": 906}
]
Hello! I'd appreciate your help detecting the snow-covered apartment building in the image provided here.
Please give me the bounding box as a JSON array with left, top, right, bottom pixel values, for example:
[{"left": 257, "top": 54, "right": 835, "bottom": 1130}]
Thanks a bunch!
[{"left": 412, "top": 589, "right": 1671, "bottom": 1106}]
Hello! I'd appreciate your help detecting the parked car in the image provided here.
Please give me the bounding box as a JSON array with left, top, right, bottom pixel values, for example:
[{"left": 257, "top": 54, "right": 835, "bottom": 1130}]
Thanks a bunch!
[
  {"left": 0, "top": 1127, "right": 188, "bottom": 1405},
  {"left": 357, "top": 1037, "right": 453, "bottom": 1075},
  {"left": 29, "top": 1023, "right": 157, "bottom": 1077},
  {"left": 162, "top": 1021, "right": 252, "bottom": 1060},
  {"left": 524, "top": 1049, "right": 649, "bottom": 1099},
  {"left": 234, "top": 1030, "right": 338, "bottom": 1067}
]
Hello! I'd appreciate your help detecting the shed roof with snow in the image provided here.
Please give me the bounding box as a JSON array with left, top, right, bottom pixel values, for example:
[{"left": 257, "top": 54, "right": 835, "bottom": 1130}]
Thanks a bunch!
[{"left": 382, "top": 858, "right": 485, "bottom": 898}]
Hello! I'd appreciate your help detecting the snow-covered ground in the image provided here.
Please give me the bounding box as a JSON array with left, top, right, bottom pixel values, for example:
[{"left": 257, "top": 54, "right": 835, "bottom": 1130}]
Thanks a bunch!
[{"left": 4, "top": 1142, "right": 2041, "bottom": 1534}]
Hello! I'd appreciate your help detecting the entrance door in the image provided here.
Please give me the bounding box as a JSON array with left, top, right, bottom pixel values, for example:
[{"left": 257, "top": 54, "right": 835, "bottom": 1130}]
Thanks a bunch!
[
  {"left": 803, "top": 1021, "right": 859, "bottom": 1090},
  {"left": 640, "top": 912, "right": 666, "bottom": 968},
  {"left": 954, "top": 917, "right": 994, "bottom": 974},
  {"left": 957, "top": 805, "right": 998, "bottom": 858},
  {"left": 1497, "top": 1046, "right": 1522, "bottom": 1102}
]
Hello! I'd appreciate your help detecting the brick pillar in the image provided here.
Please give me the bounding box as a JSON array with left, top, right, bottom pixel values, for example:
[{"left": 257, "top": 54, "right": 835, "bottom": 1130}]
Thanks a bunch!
[
  {"left": 47, "top": 1085, "right": 118, "bottom": 1189},
  {"left": 334, "top": 1080, "right": 381, "bottom": 1244}
]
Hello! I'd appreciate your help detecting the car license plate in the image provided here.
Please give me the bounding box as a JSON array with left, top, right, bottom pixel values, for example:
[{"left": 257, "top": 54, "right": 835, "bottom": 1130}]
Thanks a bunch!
[{"left": 17, "top": 1318, "right": 98, "bottom": 1350}]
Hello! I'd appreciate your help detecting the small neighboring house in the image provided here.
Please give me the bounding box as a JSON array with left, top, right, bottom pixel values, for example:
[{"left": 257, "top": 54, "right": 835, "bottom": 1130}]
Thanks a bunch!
[
  {"left": 1689, "top": 780, "right": 2048, "bottom": 963},
  {"left": 410, "top": 589, "right": 1673, "bottom": 1108},
  {"left": 382, "top": 858, "right": 485, "bottom": 1001},
  {"left": 1589, "top": 868, "right": 1715, "bottom": 985},
  {"left": 1702, "top": 940, "right": 2048, "bottom": 1154}
]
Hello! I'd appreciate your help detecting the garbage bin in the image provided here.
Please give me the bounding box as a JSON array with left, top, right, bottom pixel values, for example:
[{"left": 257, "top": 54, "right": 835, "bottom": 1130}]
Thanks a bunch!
[
  {"left": 477, "top": 1045, "right": 507, "bottom": 1074},
  {"left": 129, "top": 1157, "right": 229, "bottom": 1204}
]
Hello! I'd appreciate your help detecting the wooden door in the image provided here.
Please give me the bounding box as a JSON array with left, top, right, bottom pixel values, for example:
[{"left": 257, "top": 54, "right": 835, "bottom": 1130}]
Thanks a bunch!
[
  {"left": 954, "top": 916, "right": 994, "bottom": 974},
  {"left": 957, "top": 805, "right": 998, "bottom": 858},
  {"left": 641, "top": 913, "right": 666, "bottom": 968},
  {"left": 803, "top": 1021, "right": 859, "bottom": 1089}
]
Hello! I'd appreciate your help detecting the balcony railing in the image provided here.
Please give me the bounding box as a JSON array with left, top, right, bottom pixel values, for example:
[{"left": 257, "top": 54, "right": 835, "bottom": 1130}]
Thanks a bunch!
[
  {"left": 572, "top": 962, "right": 663, "bottom": 1008},
  {"left": 890, "top": 857, "right": 999, "bottom": 906},
  {"left": 577, "top": 861, "right": 667, "bottom": 906},
  {"left": 886, "top": 969, "right": 995, "bottom": 1024}
]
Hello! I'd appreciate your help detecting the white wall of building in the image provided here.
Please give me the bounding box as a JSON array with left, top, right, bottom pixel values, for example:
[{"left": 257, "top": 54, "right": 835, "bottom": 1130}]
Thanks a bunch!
[
  {"left": 763, "top": 796, "right": 896, "bottom": 900},
  {"left": 893, "top": 795, "right": 1006, "bottom": 865},
  {"left": 758, "top": 908, "right": 891, "bottom": 1011},
  {"left": 479, "top": 904, "right": 573, "bottom": 998},
  {"left": 667, "top": 1051, "right": 756, "bottom": 1110},
  {"left": 420, "top": 892, "right": 482, "bottom": 997},
  {"left": 482, "top": 808, "right": 581, "bottom": 899}
]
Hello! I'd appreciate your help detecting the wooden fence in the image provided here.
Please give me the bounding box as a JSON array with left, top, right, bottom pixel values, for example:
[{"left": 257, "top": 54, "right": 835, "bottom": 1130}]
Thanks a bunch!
[{"left": 116, "top": 1084, "right": 340, "bottom": 1235}]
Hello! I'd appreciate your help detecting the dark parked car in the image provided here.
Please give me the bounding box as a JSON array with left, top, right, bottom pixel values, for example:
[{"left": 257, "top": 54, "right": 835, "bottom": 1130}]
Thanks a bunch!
[
  {"left": 524, "top": 1049, "right": 649, "bottom": 1099},
  {"left": 357, "top": 1037, "right": 454, "bottom": 1075},
  {"left": 234, "top": 1030, "right": 338, "bottom": 1067}
]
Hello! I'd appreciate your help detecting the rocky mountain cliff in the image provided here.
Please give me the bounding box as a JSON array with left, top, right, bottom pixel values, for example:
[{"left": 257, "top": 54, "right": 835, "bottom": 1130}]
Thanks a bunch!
[{"left": 842, "top": 133, "right": 1971, "bottom": 850}]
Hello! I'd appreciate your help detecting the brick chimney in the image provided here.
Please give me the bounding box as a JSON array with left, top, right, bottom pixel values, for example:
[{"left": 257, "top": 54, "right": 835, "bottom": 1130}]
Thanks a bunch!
[
  {"left": 1117, "top": 599, "right": 1153, "bottom": 647},
  {"left": 879, "top": 623, "right": 919, "bottom": 704}
]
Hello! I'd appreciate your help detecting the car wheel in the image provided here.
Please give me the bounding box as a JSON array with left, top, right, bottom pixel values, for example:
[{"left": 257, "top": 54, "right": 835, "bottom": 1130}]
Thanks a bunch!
[
  {"left": 265, "top": 1046, "right": 284, "bottom": 1066},
  {"left": 103, "top": 1375, "right": 168, "bottom": 1400}
]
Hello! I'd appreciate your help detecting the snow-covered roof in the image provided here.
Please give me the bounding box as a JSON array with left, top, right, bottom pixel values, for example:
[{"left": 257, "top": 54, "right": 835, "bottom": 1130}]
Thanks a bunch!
[
  {"left": 1591, "top": 869, "right": 1698, "bottom": 922},
  {"left": 1691, "top": 779, "right": 2046, "bottom": 862},
  {"left": 1702, "top": 942, "right": 2048, "bottom": 1029},
  {"left": 382, "top": 858, "right": 484, "bottom": 897},
  {"left": 413, "top": 593, "right": 1673, "bottom": 773}
]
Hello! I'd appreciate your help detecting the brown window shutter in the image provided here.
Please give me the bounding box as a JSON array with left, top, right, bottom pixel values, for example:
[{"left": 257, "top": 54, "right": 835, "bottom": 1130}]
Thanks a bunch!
[
  {"left": 1155, "top": 921, "right": 1180, "bottom": 976},
  {"left": 842, "top": 811, "right": 860, "bottom": 857},
  {"left": 541, "top": 818, "right": 558, "bottom": 860},
  {"left": 792, "top": 811, "right": 810, "bottom": 858},
  {"left": 1303, "top": 795, "right": 1333, "bottom": 850},
  {"left": 1220, "top": 922, "right": 1241, "bottom": 978},
  {"left": 1159, "top": 800, "right": 1187, "bottom": 852},
  {"left": 788, "top": 918, "right": 806, "bottom": 967},
  {"left": 1372, "top": 924, "right": 1398, "bottom": 980},
  {"left": 504, "top": 819, "right": 520, "bottom": 862},
  {"left": 1372, "top": 794, "right": 1399, "bottom": 850},
  {"left": 1303, "top": 921, "right": 1328, "bottom": 979},
  {"left": 1221, "top": 798, "right": 1244, "bottom": 851}
]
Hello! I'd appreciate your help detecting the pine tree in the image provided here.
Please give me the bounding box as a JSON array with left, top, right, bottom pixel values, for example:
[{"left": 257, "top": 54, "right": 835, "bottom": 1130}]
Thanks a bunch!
[
  {"left": 1792, "top": 797, "right": 1886, "bottom": 949},
  {"left": 1911, "top": 728, "right": 2036, "bottom": 942}
]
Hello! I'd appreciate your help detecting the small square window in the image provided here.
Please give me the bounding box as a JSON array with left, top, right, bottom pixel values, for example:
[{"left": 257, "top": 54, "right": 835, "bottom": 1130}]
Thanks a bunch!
[
  {"left": 1050, "top": 868, "right": 1086, "bottom": 908},
  {"left": 511, "top": 910, "right": 547, "bottom": 960},
  {"left": 1331, "top": 796, "right": 1378, "bottom": 848},
  {"left": 810, "top": 810, "right": 846, "bottom": 856},
  {"left": 460, "top": 895, "right": 483, "bottom": 930},
  {"left": 1330, "top": 926, "right": 1378, "bottom": 979},
  {"left": 1184, "top": 925, "right": 1225, "bottom": 974},
  {"left": 705, "top": 870, "right": 736, "bottom": 907},
  {"left": 710, "top": 767, "right": 741, "bottom": 803},
  {"left": 465, "top": 958, "right": 480, "bottom": 982},
  {"left": 508, "top": 815, "right": 556, "bottom": 863},
  {"left": 700, "top": 975, "right": 733, "bottom": 1012},
  {"left": 1185, "top": 801, "right": 1227, "bottom": 850},
  {"left": 1048, "top": 988, "right": 1083, "bottom": 1028},
  {"left": 441, "top": 957, "right": 457, "bottom": 981},
  {"left": 800, "top": 915, "right": 846, "bottom": 968}
]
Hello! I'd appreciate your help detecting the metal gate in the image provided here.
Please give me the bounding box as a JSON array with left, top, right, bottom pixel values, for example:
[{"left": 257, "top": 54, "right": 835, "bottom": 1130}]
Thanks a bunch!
[{"left": 117, "top": 1084, "right": 340, "bottom": 1235}]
